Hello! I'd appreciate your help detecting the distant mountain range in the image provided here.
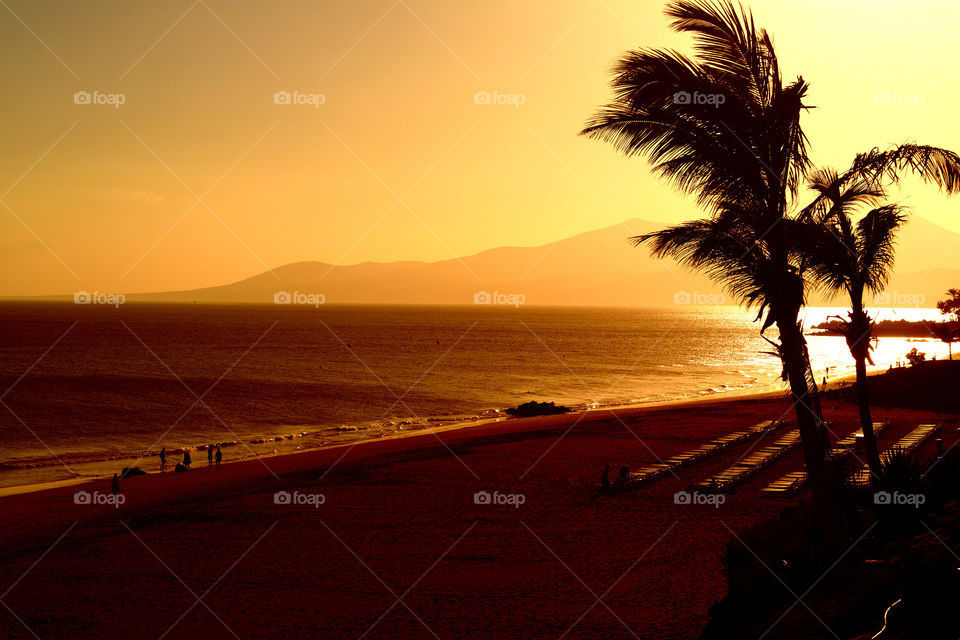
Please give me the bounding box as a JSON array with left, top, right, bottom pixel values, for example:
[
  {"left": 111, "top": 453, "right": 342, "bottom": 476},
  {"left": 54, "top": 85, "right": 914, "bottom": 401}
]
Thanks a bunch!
[{"left": 114, "top": 216, "right": 960, "bottom": 307}]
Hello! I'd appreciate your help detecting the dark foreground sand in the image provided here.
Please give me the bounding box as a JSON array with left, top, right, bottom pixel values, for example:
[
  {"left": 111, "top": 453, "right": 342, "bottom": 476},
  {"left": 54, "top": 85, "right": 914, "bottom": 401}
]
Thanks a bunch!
[{"left": 0, "top": 392, "right": 953, "bottom": 639}]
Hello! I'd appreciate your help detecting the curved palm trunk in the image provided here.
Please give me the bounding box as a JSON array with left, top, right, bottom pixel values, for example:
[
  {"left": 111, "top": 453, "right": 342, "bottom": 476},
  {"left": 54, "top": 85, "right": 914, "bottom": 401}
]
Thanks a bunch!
[
  {"left": 777, "top": 316, "right": 831, "bottom": 499},
  {"left": 853, "top": 355, "right": 881, "bottom": 473},
  {"left": 848, "top": 302, "right": 883, "bottom": 475}
]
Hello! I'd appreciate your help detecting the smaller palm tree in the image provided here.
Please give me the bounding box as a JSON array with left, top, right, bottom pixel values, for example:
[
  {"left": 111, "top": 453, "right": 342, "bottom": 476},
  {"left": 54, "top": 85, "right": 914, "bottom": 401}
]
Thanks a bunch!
[
  {"left": 801, "top": 169, "right": 908, "bottom": 475},
  {"left": 928, "top": 322, "right": 959, "bottom": 359},
  {"left": 933, "top": 289, "right": 960, "bottom": 358}
]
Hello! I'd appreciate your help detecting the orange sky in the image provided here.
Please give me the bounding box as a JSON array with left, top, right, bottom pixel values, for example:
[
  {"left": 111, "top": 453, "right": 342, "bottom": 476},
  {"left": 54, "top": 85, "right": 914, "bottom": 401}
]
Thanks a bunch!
[{"left": 2, "top": 0, "right": 960, "bottom": 296}]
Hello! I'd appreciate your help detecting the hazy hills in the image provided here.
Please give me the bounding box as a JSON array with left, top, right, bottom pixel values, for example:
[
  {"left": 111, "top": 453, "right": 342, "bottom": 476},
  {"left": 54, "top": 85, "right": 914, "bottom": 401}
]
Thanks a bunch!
[{"left": 126, "top": 216, "right": 960, "bottom": 307}]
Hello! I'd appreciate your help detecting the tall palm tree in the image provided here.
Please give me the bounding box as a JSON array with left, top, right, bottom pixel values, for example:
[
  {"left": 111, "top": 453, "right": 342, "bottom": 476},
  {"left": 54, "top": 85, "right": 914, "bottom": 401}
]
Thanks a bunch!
[
  {"left": 581, "top": 0, "right": 832, "bottom": 498},
  {"left": 800, "top": 169, "right": 907, "bottom": 474}
]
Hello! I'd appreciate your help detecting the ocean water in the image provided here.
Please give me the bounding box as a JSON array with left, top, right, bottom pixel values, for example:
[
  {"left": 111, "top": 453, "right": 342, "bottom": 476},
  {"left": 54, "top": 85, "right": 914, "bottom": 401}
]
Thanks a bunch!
[{"left": 0, "top": 302, "right": 949, "bottom": 487}]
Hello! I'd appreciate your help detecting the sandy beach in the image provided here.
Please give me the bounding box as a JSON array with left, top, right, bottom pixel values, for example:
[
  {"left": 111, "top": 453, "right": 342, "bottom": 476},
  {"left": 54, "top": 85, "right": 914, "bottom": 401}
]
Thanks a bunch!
[{"left": 1, "top": 387, "right": 953, "bottom": 640}]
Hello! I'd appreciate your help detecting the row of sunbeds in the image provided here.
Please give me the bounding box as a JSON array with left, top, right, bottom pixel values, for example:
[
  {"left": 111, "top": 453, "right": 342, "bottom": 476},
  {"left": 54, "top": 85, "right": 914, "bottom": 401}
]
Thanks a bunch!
[
  {"left": 760, "top": 422, "right": 888, "bottom": 497},
  {"left": 846, "top": 423, "right": 941, "bottom": 487},
  {"left": 693, "top": 427, "right": 804, "bottom": 493},
  {"left": 615, "top": 420, "right": 779, "bottom": 490},
  {"left": 610, "top": 421, "right": 943, "bottom": 497}
]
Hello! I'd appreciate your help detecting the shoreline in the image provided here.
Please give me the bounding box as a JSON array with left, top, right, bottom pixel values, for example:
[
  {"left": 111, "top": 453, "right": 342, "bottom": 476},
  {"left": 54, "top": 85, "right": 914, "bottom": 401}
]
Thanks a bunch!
[
  {"left": 0, "top": 382, "right": 790, "bottom": 498},
  {"left": 0, "top": 357, "right": 903, "bottom": 498}
]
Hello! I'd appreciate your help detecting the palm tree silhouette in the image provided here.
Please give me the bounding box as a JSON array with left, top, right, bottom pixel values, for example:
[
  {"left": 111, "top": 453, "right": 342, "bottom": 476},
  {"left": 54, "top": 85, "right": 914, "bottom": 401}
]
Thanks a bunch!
[
  {"left": 929, "top": 322, "right": 959, "bottom": 359},
  {"left": 581, "top": 0, "right": 831, "bottom": 499},
  {"left": 933, "top": 288, "right": 960, "bottom": 358},
  {"left": 581, "top": 0, "right": 960, "bottom": 505},
  {"left": 799, "top": 168, "right": 907, "bottom": 474}
]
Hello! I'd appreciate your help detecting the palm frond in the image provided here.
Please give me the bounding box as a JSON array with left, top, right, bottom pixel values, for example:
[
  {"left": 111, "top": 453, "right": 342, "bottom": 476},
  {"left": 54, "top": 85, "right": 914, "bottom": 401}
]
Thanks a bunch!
[
  {"left": 847, "top": 144, "right": 960, "bottom": 194},
  {"left": 581, "top": 0, "right": 810, "bottom": 210},
  {"left": 799, "top": 168, "right": 884, "bottom": 223},
  {"left": 856, "top": 204, "right": 908, "bottom": 293},
  {"left": 665, "top": 0, "right": 770, "bottom": 96}
]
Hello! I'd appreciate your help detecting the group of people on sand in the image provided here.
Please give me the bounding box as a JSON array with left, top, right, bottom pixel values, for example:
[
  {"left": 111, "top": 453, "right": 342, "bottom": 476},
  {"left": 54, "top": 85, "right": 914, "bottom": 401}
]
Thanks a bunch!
[
  {"left": 157, "top": 444, "right": 222, "bottom": 473},
  {"left": 108, "top": 444, "right": 225, "bottom": 499}
]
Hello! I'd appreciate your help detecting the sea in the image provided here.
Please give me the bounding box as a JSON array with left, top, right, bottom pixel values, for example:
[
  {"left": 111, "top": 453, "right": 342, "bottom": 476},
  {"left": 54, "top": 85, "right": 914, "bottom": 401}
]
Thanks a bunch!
[{"left": 0, "top": 302, "right": 948, "bottom": 488}]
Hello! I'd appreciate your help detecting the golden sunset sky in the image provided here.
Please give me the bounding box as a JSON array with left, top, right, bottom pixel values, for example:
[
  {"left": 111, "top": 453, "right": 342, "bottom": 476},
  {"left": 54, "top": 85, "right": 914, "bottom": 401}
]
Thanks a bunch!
[{"left": 2, "top": 0, "right": 959, "bottom": 296}]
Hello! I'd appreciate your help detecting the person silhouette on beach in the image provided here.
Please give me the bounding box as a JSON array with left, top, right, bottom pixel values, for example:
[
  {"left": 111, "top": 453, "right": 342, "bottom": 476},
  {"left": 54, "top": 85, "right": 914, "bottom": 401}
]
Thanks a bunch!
[
  {"left": 601, "top": 464, "right": 610, "bottom": 492},
  {"left": 183, "top": 450, "right": 192, "bottom": 469},
  {"left": 159, "top": 447, "right": 167, "bottom": 472},
  {"left": 111, "top": 473, "right": 120, "bottom": 496},
  {"left": 215, "top": 445, "right": 222, "bottom": 470},
  {"left": 208, "top": 444, "right": 214, "bottom": 466}
]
